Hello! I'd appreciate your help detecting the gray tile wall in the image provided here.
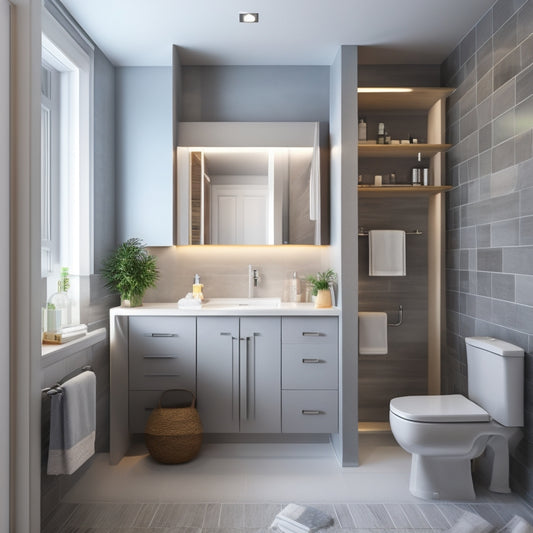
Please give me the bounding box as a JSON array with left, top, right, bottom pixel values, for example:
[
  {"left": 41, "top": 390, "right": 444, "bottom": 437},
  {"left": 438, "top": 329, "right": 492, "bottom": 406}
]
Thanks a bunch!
[{"left": 441, "top": 0, "right": 533, "bottom": 504}]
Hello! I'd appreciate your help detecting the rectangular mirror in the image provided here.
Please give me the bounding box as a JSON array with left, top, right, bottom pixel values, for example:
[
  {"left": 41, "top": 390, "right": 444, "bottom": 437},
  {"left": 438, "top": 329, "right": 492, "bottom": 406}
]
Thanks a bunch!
[{"left": 176, "top": 122, "right": 328, "bottom": 245}]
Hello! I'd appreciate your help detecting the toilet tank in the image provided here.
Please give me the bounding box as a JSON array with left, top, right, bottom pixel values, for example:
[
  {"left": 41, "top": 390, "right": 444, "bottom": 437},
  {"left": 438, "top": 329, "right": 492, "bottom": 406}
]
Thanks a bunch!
[{"left": 465, "top": 336, "right": 524, "bottom": 427}]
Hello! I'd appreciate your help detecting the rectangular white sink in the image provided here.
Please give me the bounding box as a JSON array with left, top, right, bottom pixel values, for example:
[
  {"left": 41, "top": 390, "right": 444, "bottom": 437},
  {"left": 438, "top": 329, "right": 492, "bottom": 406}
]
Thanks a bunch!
[{"left": 201, "top": 297, "right": 281, "bottom": 310}]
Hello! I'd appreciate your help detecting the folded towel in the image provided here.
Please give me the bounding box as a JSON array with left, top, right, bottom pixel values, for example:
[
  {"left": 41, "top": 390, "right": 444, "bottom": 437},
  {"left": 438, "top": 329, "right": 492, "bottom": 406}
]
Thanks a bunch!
[
  {"left": 178, "top": 294, "right": 202, "bottom": 308},
  {"left": 271, "top": 504, "right": 333, "bottom": 533},
  {"left": 358, "top": 311, "right": 388, "bottom": 355},
  {"left": 447, "top": 512, "right": 493, "bottom": 533},
  {"left": 498, "top": 516, "right": 533, "bottom": 533},
  {"left": 369, "top": 229, "right": 406, "bottom": 276},
  {"left": 47, "top": 370, "right": 96, "bottom": 475}
]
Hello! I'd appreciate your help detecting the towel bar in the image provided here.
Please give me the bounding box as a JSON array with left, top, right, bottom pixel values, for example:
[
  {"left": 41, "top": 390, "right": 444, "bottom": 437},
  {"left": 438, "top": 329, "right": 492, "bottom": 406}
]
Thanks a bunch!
[
  {"left": 358, "top": 227, "right": 422, "bottom": 236},
  {"left": 388, "top": 305, "right": 403, "bottom": 327},
  {"left": 42, "top": 365, "right": 93, "bottom": 396}
]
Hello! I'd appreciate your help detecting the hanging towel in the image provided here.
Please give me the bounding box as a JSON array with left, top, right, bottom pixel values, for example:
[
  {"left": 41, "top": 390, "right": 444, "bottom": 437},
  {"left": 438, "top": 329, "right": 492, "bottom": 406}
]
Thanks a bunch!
[
  {"left": 358, "top": 312, "right": 388, "bottom": 355},
  {"left": 271, "top": 503, "right": 334, "bottom": 533},
  {"left": 47, "top": 370, "right": 96, "bottom": 475},
  {"left": 369, "top": 229, "right": 406, "bottom": 276}
]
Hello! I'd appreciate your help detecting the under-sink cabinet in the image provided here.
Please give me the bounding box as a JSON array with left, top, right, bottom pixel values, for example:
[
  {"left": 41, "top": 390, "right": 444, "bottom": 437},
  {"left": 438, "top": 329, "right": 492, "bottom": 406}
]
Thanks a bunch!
[
  {"left": 109, "top": 305, "right": 340, "bottom": 464},
  {"left": 197, "top": 316, "right": 281, "bottom": 433}
]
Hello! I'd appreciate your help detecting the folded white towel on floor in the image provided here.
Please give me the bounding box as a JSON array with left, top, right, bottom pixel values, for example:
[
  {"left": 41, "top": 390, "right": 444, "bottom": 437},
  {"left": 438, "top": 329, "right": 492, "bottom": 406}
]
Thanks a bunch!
[
  {"left": 271, "top": 504, "right": 333, "bottom": 533},
  {"left": 368, "top": 229, "right": 406, "bottom": 276},
  {"left": 498, "top": 516, "right": 533, "bottom": 533},
  {"left": 447, "top": 511, "right": 494, "bottom": 533}
]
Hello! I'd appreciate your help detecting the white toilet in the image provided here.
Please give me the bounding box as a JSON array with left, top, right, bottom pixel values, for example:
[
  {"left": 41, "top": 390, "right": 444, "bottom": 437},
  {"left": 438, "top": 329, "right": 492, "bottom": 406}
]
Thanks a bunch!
[{"left": 389, "top": 336, "right": 524, "bottom": 501}]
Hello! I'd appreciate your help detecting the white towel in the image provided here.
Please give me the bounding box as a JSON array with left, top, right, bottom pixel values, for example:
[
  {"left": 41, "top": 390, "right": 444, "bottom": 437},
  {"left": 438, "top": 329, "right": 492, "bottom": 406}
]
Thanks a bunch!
[
  {"left": 359, "top": 312, "right": 388, "bottom": 355},
  {"left": 498, "top": 516, "right": 533, "bottom": 533},
  {"left": 271, "top": 504, "right": 333, "bottom": 533},
  {"left": 47, "top": 370, "right": 96, "bottom": 475},
  {"left": 369, "top": 229, "right": 406, "bottom": 276},
  {"left": 447, "top": 512, "right": 493, "bottom": 533}
]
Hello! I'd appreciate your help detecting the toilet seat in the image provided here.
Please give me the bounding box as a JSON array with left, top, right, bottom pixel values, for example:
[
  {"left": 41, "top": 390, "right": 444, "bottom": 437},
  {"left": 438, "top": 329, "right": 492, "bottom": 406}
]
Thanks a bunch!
[{"left": 390, "top": 394, "right": 490, "bottom": 423}]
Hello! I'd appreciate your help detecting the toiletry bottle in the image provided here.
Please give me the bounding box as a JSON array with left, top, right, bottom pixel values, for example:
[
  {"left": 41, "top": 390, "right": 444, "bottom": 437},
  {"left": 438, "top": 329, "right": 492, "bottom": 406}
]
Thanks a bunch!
[
  {"left": 410, "top": 152, "right": 429, "bottom": 186},
  {"left": 384, "top": 129, "right": 391, "bottom": 145},
  {"left": 358, "top": 117, "right": 367, "bottom": 142},
  {"left": 376, "top": 122, "right": 385, "bottom": 144},
  {"left": 192, "top": 274, "right": 204, "bottom": 300},
  {"left": 289, "top": 271, "right": 301, "bottom": 302}
]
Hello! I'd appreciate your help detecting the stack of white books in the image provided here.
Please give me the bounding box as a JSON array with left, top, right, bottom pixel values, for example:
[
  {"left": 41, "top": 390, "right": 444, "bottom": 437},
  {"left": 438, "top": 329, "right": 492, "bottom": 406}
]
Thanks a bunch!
[
  {"left": 42, "top": 324, "right": 88, "bottom": 344},
  {"left": 271, "top": 504, "right": 333, "bottom": 533}
]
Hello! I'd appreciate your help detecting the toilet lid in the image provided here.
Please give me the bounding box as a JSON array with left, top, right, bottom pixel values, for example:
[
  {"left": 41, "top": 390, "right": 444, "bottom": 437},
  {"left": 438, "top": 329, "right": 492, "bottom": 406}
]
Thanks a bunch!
[{"left": 390, "top": 394, "right": 490, "bottom": 423}]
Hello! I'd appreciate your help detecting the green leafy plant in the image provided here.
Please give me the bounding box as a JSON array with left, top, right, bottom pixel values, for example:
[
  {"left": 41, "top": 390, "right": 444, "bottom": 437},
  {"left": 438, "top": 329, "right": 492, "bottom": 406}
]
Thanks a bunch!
[
  {"left": 101, "top": 238, "right": 159, "bottom": 306},
  {"left": 306, "top": 268, "right": 337, "bottom": 296}
]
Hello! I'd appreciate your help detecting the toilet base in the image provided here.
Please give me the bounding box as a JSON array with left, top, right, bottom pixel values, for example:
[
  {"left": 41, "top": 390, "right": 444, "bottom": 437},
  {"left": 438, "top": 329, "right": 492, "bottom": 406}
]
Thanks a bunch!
[{"left": 410, "top": 454, "right": 476, "bottom": 500}]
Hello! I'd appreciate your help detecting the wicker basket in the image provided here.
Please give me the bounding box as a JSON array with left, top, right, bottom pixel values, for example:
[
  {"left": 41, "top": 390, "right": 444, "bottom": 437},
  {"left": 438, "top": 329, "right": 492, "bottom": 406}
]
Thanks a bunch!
[{"left": 145, "top": 389, "right": 203, "bottom": 464}]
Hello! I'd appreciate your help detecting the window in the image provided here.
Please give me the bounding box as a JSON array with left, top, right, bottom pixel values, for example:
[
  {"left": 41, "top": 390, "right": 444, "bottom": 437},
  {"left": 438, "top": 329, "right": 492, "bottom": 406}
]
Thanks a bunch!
[{"left": 41, "top": 7, "right": 94, "bottom": 327}]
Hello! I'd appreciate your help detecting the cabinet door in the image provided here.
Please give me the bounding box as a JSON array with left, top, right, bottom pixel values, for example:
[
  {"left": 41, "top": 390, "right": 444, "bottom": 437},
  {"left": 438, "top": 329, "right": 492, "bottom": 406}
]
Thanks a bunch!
[
  {"left": 196, "top": 317, "right": 239, "bottom": 433},
  {"left": 239, "top": 317, "right": 281, "bottom": 433}
]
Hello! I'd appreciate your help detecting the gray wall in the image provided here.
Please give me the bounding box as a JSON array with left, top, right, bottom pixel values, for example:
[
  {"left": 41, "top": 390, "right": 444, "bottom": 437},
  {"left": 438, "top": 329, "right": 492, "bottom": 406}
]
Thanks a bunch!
[
  {"left": 441, "top": 0, "right": 533, "bottom": 503},
  {"left": 358, "top": 198, "right": 428, "bottom": 421},
  {"left": 181, "top": 65, "right": 330, "bottom": 123},
  {"left": 115, "top": 66, "right": 174, "bottom": 246}
]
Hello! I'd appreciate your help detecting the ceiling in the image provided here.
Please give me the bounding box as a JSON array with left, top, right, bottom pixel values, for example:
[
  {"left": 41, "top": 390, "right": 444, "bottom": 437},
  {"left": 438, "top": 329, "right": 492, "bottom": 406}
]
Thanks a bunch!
[{"left": 60, "top": 0, "right": 496, "bottom": 67}]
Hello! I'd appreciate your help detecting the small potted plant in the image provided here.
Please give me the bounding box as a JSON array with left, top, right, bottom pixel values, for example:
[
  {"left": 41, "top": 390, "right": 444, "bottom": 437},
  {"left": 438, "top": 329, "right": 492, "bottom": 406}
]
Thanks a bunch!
[
  {"left": 101, "top": 238, "right": 159, "bottom": 307},
  {"left": 306, "top": 268, "right": 337, "bottom": 308}
]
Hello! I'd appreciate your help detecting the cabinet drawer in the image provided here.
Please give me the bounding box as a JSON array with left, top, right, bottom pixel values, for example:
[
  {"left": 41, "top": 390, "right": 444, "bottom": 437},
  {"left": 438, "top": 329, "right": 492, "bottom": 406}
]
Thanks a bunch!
[
  {"left": 129, "top": 316, "right": 196, "bottom": 390},
  {"left": 282, "top": 317, "right": 338, "bottom": 344},
  {"left": 282, "top": 345, "right": 338, "bottom": 389},
  {"left": 282, "top": 390, "right": 338, "bottom": 433},
  {"left": 129, "top": 390, "right": 196, "bottom": 434}
]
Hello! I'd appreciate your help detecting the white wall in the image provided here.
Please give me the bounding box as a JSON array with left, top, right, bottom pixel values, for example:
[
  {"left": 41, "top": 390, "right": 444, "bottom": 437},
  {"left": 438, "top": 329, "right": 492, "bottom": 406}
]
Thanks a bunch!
[{"left": 0, "top": 1, "right": 10, "bottom": 529}]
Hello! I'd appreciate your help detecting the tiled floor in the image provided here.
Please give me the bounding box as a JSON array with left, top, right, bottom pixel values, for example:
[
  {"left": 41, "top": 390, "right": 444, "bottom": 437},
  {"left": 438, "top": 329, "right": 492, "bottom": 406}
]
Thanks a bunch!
[{"left": 42, "top": 433, "right": 533, "bottom": 533}]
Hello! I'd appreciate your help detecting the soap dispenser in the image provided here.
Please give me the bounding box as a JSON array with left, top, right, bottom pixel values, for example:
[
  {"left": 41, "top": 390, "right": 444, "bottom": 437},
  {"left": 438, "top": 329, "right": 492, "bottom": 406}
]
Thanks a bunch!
[{"left": 192, "top": 274, "right": 204, "bottom": 300}]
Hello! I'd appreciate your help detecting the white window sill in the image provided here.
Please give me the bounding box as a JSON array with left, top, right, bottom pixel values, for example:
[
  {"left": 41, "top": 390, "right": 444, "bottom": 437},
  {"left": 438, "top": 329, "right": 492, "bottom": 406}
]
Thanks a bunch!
[{"left": 41, "top": 327, "right": 106, "bottom": 368}]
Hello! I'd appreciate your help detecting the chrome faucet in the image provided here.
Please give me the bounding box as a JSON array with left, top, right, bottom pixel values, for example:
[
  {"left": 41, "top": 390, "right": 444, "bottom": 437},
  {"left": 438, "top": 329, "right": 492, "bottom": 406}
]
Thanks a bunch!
[{"left": 248, "top": 264, "right": 260, "bottom": 298}]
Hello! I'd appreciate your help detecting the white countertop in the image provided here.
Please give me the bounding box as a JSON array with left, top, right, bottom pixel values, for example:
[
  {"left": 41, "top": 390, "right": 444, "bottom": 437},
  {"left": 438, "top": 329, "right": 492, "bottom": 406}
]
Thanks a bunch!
[{"left": 110, "top": 301, "right": 340, "bottom": 317}]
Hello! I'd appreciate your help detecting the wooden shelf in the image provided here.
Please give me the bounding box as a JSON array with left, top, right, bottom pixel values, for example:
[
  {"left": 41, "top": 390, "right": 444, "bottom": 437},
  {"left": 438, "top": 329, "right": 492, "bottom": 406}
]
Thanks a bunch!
[
  {"left": 358, "top": 143, "right": 451, "bottom": 158},
  {"left": 358, "top": 185, "right": 452, "bottom": 197},
  {"left": 358, "top": 87, "right": 454, "bottom": 111}
]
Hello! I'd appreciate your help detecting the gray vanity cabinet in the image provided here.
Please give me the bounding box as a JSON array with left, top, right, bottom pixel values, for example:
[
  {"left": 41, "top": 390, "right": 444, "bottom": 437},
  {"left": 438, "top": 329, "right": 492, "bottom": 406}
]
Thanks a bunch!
[
  {"left": 128, "top": 316, "right": 196, "bottom": 433},
  {"left": 196, "top": 316, "right": 281, "bottom": 433},
  {"left": 281, "top": 317, "right": 339, "bottom": 433}
]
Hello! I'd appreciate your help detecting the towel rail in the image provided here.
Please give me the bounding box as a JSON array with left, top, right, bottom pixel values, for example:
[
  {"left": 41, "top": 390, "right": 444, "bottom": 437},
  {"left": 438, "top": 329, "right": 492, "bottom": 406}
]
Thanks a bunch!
[
  {"left": 358, "top": 227, "right": 423, "bottom": 236},
  {"left": 41, "top": 365, "right": 93, "bottom": 396},
  {"left": 388, "top": 305, "right": 403, "bottom": 327}
]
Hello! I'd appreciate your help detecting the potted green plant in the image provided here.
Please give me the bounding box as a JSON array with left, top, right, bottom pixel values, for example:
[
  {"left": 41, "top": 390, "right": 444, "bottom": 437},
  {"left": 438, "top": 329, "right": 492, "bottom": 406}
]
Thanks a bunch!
[
  {"left": 306, "top": 269, "right": 337, "bottom": 308},
  {"left": 101, "top": 238, "right": 159, "bottom": 307}
]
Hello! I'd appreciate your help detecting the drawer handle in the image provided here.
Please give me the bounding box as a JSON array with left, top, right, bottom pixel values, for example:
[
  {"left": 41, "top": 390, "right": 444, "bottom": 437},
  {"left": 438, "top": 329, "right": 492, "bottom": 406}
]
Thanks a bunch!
[
  {"left": 302, "top": 358, "right": 323, "bottom": 364},
  {"left": 144, "top": 407, "right": 154, "bottom": 412},
  {"left": 302, "top": 331, "right": 321, "bottom": 337},
  {"left": 143, "top": 355, "right": 177, "bottom": 359},
  {"left": 150, "top": 333, "right": 178, "bottom": 338},
  {"left": 301, "top": 410, "right": 323, "bottom": 415},
  {"left": 144, "top": 373, "right": 180, "bottom": 377}
]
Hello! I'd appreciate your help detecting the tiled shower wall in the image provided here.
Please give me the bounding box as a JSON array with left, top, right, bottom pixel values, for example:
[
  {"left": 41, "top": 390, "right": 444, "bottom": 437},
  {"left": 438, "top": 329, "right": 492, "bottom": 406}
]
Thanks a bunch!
[{"left": 441, "top": 0, "right": 533, "bottom": 503}]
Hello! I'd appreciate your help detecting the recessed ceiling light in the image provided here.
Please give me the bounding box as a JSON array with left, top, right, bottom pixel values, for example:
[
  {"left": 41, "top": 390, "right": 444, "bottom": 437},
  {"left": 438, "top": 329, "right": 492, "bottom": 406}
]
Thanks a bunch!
[
  {"left": 239, "top": 12, "right": 259, "bottom": 23},
  {"left": 357, "top": 87, "right": 413, "bottom": 93}
]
